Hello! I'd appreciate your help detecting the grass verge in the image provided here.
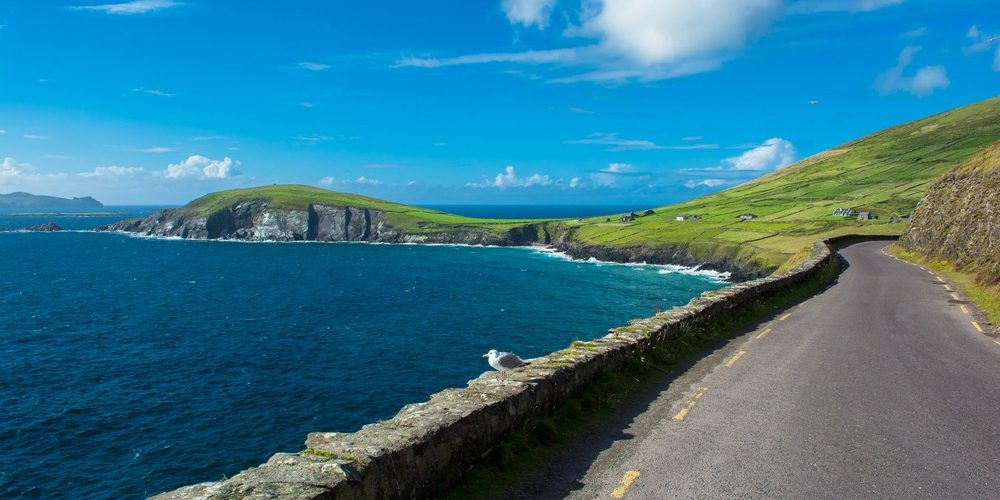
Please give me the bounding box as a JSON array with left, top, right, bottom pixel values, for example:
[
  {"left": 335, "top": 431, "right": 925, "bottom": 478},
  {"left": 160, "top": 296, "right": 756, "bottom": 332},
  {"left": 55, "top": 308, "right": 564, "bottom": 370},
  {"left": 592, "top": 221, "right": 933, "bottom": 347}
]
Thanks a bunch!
[
  {"left": 888, "top": 245, "right": 1000, "bottom": 330},
  {"left": 444, "top": 256, "right": 842, "bottom": 499}
]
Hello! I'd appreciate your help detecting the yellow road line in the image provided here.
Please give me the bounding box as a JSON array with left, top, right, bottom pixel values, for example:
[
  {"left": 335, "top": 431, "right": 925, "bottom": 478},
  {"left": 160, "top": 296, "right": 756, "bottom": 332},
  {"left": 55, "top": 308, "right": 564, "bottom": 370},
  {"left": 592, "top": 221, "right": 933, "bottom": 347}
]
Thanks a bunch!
[
  {"left": 779, "top": 313, "right": 792, "bottom": 321},
  {"left": 756, "top": 328, "right": 773, "bottom": 340},
  {"left": 972, "top": 321, "right": 984, "bottom": 333},
  {"left": 673, "top": 387, "right": 708, "bottom": 421},
  {"left": 725, "top": 350, "right": 747, "bottom": 368},
  {"left": 960, "top": 305, "right": 969, "bottom": 315},
  {"left": 611, "top": 470, "right": 641, "bottom": 498},
  {"left": 951, "top": 293, "right": 960, "bottom": 301}
]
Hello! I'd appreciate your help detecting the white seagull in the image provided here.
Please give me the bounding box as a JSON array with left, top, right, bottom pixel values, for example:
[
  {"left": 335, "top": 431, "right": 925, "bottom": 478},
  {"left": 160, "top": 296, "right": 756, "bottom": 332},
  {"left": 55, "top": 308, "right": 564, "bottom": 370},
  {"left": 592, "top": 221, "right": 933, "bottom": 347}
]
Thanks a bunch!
[
  {"left": 483, "top": 349, "right": 526, "bottom": 382},
  {"left": 808, "top": 100, "right": 820, "bottom": 105}
]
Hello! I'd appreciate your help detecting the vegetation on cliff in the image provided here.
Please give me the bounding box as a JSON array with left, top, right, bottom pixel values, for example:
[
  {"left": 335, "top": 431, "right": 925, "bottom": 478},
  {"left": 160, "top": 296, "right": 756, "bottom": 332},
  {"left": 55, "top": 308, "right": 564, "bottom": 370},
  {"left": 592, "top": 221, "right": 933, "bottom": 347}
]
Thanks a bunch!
[{"left": 896, "top": 140, "right": 1000, "bottom": 326}]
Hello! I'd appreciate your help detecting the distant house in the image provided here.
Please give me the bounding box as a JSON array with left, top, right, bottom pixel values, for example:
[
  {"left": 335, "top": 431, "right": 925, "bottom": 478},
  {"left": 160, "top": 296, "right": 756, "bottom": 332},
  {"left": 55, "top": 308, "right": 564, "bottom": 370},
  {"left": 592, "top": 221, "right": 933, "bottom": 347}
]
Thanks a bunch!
[
  {"left": 858, "top": 211, "right": 877, "bottom": 220},
  {"left": 739, "top": 213, "right": 758, "bottom": 220},
  {"left": 620, "top": 214, "right": 635, "bottom": 222},
  {"left": 676, "top": 214, "right": 699, "bottom": 221},
  {"left": 833, "top": 208, "right": 856, "bottom": 217},
  {"left": 641, "top": 209, "right": 656, "bottom": 216}
]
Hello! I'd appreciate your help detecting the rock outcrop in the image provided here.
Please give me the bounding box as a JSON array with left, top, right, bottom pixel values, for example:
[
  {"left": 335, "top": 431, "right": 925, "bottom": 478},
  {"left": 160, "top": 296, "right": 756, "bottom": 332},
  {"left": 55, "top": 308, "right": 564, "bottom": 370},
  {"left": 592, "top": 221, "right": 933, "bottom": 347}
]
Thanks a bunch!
[
  {"left": 899, "top": 141, "right": 1000, "bottom": 278},
  {"left": 98, "top": 200, "right": 541, "bottom": 246}
]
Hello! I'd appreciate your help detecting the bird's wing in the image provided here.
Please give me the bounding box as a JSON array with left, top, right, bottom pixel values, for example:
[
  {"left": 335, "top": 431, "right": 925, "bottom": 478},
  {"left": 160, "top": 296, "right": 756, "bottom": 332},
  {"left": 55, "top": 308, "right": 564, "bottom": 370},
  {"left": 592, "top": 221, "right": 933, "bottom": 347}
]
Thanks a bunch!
[{"left": 497, "top": 353, "right": 525, "bottom": 369}]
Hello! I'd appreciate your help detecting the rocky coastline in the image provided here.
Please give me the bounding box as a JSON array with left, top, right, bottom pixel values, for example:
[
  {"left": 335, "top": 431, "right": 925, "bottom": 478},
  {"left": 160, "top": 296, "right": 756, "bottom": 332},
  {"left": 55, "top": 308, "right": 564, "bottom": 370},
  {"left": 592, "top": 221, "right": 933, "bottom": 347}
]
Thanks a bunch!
[{"left": 97, "top": 200, "right": 762, "bottom": 280}]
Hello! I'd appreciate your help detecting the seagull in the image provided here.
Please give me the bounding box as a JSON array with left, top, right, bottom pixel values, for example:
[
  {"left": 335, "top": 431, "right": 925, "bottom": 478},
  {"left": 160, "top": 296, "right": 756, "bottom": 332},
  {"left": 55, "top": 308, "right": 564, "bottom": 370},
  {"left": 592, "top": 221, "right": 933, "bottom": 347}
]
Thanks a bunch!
[
  {"left": 988, "top": 35, "right": 1000, "bottom": 43},
  {"left": 808, "top": 100, "right": 820, "bottom": 105},
  {"left": 483, "top": 349, "right": 526, "bottom": 382}
]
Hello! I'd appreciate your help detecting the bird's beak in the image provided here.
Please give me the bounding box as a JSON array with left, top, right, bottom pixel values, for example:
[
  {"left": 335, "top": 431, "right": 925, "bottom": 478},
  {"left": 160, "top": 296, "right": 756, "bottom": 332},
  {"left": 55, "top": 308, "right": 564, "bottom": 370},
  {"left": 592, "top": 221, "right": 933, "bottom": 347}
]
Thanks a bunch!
[{"left": 482, "top": 353, "right": 489, "bottom": 358}]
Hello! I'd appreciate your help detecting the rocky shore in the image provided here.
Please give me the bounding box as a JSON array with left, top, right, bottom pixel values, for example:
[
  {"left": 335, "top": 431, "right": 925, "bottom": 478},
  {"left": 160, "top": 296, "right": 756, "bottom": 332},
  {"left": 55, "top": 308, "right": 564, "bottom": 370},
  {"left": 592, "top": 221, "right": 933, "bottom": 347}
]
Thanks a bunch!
[{"left": 98, "top": 200, "right": 762, "bottom": 280}]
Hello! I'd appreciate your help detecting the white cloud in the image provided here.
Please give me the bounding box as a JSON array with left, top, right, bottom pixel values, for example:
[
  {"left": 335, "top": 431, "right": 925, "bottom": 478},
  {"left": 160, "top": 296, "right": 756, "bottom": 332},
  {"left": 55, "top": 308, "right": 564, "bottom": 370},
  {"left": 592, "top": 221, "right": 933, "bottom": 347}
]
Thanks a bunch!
[
  {"left": 605, "top": 163, "right": 634, "bottom": 173},
  {"left": 569, "top": 176, "right": 582, "bottom": 188},
  {"left": 725, "top": 138, "right": 796, "bottom": 171},
  {"left": 502, "top": 0, "right": 556, "bottom": 29},
  {"left": 131, "top": 87, "right": 173, "bottom": 97},
  {"left": 135, "top": 146, "right": 175, "bottom": 153},
  {"left": 790, "top": 0, "right": 904, "bottom": 13},
  {"left": 355, "top": 176, "right": 383, "bottom": 185},
  {"left": 0, "top": 129, "right": 6, "bottom": 134},
  {"left": 899, "top": 27, "right": 925, "bottom": 39},
  {"left": 684, "top": 178, "right": 726, "bottom": 188},
  {"left": 474, "top": 166, "right": 553, "bottom": 188},
  {"left": 298, "top": 101, "right": 315, "bottom": 108},
  {"left": 298, "top": 62, "right": 330, "bottom": 71},
  {"left": 875, "top": 46, "right": 949, "bottom": 97},
  {"left": 67, "top": 0, "right": 180, "bottom": 15},
  {"left": 78, "top": 166, "right": 146, "bottom": 177},
  {"left": 569, "top": 107, "right": 593, "bottom": 114},
  {"left": 292, "top": 134, "right": 334, "bottom": 143},
  {"left": 401, "top": 0, "right": 783, "bottom": 82},
  {"left": 566, "top": 132, "right": 719, "bottom": 151},
  {"left": 165, "top": 155, "right": 240, "bottom": 179},
  {"left": 589, "top": 163, "right": 647, "bottom": 187},
  {"left": 23, "top": 134, "right": 47, "bottom": 140},
  {"left": 2, "top": 157, "right": 31, "bottom": 176},
  {"left": 318, "top": 176, "right": 335, "bottom": 186}
]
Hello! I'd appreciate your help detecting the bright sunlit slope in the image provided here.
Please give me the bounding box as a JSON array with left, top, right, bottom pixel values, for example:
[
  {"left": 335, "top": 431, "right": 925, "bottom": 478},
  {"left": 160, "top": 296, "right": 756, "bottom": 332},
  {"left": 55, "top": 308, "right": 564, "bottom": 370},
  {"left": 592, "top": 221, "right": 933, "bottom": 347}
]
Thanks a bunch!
[{"left": 563, "top": 96, "right": 1000, "bottom": 270}]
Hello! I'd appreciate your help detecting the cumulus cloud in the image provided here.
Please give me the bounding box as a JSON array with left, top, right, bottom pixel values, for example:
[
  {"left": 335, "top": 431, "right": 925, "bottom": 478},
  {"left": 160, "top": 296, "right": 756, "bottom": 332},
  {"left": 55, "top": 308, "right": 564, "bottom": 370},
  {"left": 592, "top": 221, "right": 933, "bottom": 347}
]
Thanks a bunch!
[
  {"left": 875, "top": 46, "right": 949, "bottom": 97},
  {"left": 318, "top": 176, "right": 335, "bottom": 186},
  {"left": 165, "top": 155, "right": 240, "bottom": 179},
  {"left": 566, "top": 132, "right": 719, "bottom": 151},
  {"left": 569, "top": 176, "right": 582, "bottom": 188},
  {"left": 472, "top": 166, "right": 553, "bottom": 188},
  {"left": 684, "top": 178, "right": 726, "bottom": 188},
  {"left": 67, "top": 0, "right": 180, "bottom": 15},
  {"left": 78, "top": 166, "right": 146, "bottom": 177},
  {"left": 355, "top": 176, "right": 383, "bottom": 185},
  {"left": 401, "top": 0, "right": 786, "bottom": 82},
  {"left": 725, "top": 138, "right": 797, "bottom": 171},
  {"left": 2, "top": 157, "right": 31, "bottom": 176},
  {"left": 298, "top": 62, "right": 330, "bottom": 71},
  {"left": 502, "top": 0, "right": 556, "bottom": 28}
]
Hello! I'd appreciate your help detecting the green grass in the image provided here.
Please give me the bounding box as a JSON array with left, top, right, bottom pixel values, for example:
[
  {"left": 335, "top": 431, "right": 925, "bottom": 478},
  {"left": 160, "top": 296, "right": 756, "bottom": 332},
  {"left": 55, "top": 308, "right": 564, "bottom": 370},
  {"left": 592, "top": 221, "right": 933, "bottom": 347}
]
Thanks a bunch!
[
  {"left": 562, "top": 96, "right": 1000, "bottom": 269},
  {"left": 889, "top": 245, "right": 1000, "bottom": 330},
  {"left": 444, "top": 258, "right": 842, "bottom": 499}
]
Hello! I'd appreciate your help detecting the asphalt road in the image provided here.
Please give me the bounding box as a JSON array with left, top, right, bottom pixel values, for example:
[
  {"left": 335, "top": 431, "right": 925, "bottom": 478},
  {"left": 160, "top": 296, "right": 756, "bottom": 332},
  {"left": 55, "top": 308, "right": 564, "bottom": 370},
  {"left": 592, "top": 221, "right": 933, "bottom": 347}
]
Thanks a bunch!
[{"left": 510, "top": 241, "right": 1000, "bottom": 499}]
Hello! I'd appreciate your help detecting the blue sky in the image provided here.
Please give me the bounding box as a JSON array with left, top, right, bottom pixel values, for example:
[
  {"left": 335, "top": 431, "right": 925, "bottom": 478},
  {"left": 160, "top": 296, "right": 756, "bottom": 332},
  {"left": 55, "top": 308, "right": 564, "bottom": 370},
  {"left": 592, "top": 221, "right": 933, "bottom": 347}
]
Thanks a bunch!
[{"left": 0, "top": 0, "right": 997, "bottom": 205}]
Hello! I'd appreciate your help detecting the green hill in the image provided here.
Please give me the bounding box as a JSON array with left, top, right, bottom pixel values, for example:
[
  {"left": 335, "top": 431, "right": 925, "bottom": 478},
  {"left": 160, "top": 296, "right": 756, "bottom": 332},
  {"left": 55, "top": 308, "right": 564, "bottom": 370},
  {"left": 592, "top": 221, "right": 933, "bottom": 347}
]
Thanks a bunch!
[{"left": 562, "top": 95, "right": 1000, "bottom": 269}]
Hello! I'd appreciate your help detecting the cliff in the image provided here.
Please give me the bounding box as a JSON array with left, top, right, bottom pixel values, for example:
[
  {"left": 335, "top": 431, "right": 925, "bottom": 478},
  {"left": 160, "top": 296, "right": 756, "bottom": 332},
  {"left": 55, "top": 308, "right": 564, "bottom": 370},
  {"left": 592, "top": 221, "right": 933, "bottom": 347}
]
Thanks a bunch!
[{"left": 899, "top": 140, "right": 1000, "bottom": 279}]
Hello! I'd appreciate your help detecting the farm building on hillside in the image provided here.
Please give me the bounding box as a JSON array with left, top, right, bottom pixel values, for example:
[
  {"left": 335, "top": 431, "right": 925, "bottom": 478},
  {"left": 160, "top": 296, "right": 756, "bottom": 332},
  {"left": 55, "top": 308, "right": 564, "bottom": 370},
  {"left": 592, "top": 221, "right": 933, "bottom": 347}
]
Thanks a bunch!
[
  {"left": 620, "top": 214, "right": 635, "bottom": 222},
  {"left": 641, "top": 209, "right": 655, "bottom": 216},
  {"left": 676, "top": 214, "right": 699, "bottom": 221},
  {"left": 739, "top": 213, "right": 758, "bottom": 220},
  {"left": 833, "top": 208, "right": 856, "bottom": 217},
  {"left": 858, "top": 211, "right": 877, "bottom": 220}
]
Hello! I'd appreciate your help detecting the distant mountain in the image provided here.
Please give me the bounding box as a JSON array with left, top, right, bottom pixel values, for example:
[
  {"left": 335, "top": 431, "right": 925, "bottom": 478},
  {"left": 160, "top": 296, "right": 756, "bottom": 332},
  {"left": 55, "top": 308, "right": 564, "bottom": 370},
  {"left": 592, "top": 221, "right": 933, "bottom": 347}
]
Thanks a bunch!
[{"left": 0, "top": 192, "right": 104, "bottom": 210}]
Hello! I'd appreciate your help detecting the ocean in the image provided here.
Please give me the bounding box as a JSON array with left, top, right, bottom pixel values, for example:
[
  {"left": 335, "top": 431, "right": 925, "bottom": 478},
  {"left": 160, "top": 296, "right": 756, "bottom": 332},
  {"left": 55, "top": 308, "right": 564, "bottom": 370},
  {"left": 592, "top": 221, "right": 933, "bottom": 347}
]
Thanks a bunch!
[{"left": 0, "top": 207, "right": 725, "bottom": 498}]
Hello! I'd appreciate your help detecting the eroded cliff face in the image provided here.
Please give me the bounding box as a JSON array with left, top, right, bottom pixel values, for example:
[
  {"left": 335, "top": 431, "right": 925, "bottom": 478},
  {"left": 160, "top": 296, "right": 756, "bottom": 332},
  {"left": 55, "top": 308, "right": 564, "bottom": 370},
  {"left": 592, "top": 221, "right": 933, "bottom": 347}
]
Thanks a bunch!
[
  {"left": 98, "top": 200, "right": 544, "bottom": 246},
  {"left": 899, "top": 142, "right": 1000, "bottom": 276}
]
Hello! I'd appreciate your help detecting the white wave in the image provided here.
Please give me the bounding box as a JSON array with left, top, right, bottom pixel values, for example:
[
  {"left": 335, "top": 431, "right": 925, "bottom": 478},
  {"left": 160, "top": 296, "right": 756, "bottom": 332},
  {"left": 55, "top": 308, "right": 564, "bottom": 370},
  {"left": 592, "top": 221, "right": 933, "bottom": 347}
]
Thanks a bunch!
[{"left": 529, "top": 246, "right": 730, "bottom": 282}]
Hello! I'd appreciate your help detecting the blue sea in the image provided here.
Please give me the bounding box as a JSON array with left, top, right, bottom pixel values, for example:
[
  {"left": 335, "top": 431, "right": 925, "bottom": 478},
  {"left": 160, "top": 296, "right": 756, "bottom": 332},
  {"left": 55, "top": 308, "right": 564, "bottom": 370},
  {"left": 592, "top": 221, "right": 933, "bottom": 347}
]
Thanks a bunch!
[{"left": 0, "top": 207, "right": 724, "bottom": 498}]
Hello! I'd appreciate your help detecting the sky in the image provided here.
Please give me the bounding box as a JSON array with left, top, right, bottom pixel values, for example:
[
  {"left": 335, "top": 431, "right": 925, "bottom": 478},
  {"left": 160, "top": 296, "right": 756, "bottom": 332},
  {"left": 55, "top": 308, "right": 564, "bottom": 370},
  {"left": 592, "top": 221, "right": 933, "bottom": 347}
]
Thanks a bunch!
[{"left": 0, "top": 0, "right": 997, "bottom": 205}]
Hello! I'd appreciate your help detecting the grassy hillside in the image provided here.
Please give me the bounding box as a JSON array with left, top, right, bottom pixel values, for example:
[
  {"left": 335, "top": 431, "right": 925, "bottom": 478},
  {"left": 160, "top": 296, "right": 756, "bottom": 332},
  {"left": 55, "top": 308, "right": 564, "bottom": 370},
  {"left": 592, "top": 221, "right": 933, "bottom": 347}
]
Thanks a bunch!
[
  {"left": 562, "top": 95, "right": 1000, "bottom": 268},
  {"left": 178, "top": 184, "right": 538, "bottom": 235}
]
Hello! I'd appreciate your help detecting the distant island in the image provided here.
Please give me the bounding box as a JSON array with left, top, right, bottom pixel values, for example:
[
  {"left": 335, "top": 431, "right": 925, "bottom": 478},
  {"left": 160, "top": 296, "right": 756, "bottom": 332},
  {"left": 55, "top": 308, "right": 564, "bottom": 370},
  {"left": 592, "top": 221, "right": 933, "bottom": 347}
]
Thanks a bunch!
[{"left": 0, "top": 192, "right": 104, "bottom": 210}]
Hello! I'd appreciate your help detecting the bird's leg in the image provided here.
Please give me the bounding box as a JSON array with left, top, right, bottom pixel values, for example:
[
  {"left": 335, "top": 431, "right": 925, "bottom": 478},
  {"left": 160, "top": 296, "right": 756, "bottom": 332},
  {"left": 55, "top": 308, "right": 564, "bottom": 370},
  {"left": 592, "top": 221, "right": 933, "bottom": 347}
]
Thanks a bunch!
[{"left": 498, "top": 371, "right": 505, "bottom": 383}]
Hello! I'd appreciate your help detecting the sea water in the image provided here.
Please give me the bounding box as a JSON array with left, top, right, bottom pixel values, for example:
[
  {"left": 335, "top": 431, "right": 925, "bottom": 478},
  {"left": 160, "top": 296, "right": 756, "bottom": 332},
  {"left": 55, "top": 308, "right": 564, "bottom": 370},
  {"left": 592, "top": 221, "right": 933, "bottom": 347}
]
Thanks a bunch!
[{"left": 0, "top": 208, "right": 725, "bottom": 498}]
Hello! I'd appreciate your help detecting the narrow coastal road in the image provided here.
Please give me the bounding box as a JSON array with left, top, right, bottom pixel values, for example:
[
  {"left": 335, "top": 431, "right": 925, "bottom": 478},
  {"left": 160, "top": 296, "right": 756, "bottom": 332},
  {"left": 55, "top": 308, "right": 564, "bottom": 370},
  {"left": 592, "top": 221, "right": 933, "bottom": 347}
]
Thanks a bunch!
[{"left": 511, "top": 241, "right": 1000, "bottom": 499}]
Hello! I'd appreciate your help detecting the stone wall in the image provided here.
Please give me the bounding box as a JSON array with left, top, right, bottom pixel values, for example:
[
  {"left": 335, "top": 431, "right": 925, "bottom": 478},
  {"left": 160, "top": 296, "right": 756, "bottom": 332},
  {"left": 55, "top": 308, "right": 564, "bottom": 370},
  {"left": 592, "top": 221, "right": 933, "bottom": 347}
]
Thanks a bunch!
[{"left": 152, "top": 239, "right": 846, "bottom": 500}]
